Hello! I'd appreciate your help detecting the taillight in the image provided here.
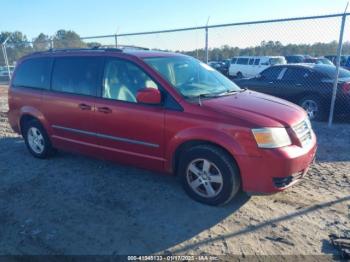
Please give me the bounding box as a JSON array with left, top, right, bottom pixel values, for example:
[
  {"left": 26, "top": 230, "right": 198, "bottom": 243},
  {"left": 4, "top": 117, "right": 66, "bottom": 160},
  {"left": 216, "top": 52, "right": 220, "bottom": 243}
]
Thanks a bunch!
[{"left": 341, "top": 82, "right": 350, "bottom": 94}]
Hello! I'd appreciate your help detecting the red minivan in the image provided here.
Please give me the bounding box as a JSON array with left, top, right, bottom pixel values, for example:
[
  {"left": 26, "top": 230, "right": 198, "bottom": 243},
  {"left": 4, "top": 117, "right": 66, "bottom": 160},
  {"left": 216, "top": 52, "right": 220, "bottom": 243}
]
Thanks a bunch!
[{"left": 8, "top": 48, "right": 317, "bottom": 205}]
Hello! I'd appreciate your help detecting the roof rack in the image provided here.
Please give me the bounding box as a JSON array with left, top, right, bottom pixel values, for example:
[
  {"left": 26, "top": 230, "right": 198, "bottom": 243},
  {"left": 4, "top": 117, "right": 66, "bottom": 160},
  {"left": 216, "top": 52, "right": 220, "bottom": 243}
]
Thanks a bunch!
[
  {"left": 28, "top": 45, "right": 151, "bottom": 57},
  {"left": 117, "top": 45, "right": 150, "bottom": 50}
]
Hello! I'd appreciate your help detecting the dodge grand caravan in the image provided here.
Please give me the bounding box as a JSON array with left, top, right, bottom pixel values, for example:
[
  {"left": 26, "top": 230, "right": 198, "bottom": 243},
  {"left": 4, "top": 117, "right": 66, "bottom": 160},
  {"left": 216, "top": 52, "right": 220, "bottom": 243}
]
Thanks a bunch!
[{"left": 8, "top": 48, "right": 317, "bottom": 206}]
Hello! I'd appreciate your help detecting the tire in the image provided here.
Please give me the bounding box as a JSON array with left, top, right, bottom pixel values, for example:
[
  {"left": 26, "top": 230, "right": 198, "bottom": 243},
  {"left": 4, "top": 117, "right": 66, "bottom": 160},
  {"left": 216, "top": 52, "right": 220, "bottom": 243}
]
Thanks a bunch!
[
  {"left": 236, "top": 72, "right": 243, "bottom": 79},
  {"left": 23, "top": 119, "right": 54, "bottom": 159},
  {"left": 178, "top": 144, "right": 241, "bottom": 206},
  {"left": 299, "top": 95, "right": 325, "bottom": 121}
]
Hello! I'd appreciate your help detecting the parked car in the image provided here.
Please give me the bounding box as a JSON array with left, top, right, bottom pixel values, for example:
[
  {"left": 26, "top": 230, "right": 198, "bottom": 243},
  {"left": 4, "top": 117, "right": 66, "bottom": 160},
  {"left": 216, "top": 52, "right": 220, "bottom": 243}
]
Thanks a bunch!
[
  {"left": 325, "top": 55, "right": 350, "bottom": 67},
  {"left": 0, "top": 66, "right": 14, "bottom": 81},
  {"left": 208, "top": 61, "right": 228, "bottom": 75},
  {"left": 285, "top": 55, "right": 305, "bottom": 64},
  {"left": 229, "top": 56, "right": 286, "bottom": 78},
  {"left": 304, "top": 57, "right": 334, "bottom": 66},
  {"left": 234, "top": 64, "right": 350, "bottom": 120},
  {"left": 8, "top": 48, "right": 316, "bottom": 206}
]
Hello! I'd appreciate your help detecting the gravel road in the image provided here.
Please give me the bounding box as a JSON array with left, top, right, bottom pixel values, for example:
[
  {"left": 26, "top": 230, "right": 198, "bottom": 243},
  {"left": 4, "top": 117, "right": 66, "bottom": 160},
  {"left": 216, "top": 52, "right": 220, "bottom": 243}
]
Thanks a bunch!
[{"left": 0, "top": 85, "right": 349, "bottom": 258}]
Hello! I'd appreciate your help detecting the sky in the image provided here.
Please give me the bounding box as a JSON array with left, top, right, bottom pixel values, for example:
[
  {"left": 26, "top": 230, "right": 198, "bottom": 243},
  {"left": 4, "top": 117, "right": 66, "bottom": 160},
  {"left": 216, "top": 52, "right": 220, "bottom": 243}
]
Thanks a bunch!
[{"left": 1, "top": 0, "right": 350, "bottom": 50}]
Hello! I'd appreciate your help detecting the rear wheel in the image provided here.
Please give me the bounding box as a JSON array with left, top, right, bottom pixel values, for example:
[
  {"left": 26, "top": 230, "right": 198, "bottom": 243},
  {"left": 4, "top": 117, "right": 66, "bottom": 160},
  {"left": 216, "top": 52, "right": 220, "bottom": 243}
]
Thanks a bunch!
[
  {"left": 299, "top": 95, "right": 325, "bottom": 121},
  {"left": 236, "top": 72, "right": 243, "bottom": 79},
  {"left": 23, "top": 120, "right": 54, "bottom": 159},
  {"left": 178, "top": 145, "right": 241, "bottom": 206}
]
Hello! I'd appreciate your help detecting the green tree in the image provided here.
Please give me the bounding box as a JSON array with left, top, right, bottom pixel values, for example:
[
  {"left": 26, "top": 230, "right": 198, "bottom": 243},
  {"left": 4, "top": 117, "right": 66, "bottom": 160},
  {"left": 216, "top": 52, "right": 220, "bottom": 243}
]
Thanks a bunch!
[
  {"left": 53, "top": 30, "right": 86, "bottom": 48},
  {"left": 33, "top": 33, "right": 51, "bottom": 51}
]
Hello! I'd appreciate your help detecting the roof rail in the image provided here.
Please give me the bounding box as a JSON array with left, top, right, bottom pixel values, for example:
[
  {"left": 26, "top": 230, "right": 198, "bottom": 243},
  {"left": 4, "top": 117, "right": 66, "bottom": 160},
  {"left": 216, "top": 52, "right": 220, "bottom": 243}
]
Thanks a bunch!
[
  {"left": 117, "top": 45, "right": 150, "bottom": 50},
  {"left": 48, "top": 47, "right": 123, "bottom": 52}
]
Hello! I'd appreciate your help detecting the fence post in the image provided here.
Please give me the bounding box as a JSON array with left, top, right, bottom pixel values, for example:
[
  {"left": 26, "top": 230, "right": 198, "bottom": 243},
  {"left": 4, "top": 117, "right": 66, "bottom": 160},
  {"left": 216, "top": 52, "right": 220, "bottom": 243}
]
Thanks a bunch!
[
  {"left": 115, "top": 35, "right": 118, "bottom": 48},
  {"left": 50, "top": 37, "right": 54, "bottom": 49},
  {"left": 205, "top": 27, "right": 209, "bottom": 63},
  {"left": 328, "top": 14, "right": 347, "bottom": 127},
  {"left": 1, "top": 36, "right": 11, "bottom": 80}
]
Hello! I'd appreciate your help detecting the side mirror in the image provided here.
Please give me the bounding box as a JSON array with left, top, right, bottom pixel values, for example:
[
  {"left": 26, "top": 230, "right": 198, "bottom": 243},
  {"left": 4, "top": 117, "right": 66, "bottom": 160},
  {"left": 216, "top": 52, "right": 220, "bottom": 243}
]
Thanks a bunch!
[{"left": 136, "top": 88, "right": 162, "bottom": 105}]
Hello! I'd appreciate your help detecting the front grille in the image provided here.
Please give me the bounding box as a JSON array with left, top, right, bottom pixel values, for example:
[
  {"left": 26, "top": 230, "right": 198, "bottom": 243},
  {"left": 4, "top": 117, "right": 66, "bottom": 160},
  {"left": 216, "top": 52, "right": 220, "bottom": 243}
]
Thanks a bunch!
[{"left": 292, "top": 119, "right": 312, "bottom": 147}]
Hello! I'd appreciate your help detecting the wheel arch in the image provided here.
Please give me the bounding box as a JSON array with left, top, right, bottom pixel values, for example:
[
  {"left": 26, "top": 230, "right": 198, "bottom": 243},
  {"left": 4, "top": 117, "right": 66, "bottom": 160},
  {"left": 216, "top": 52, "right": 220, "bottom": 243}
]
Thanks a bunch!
[
  {"left": 19, "top": 107, "right": 50, "bottom": 136},
  {"left": 166, "top": 128, "right": 248, "bottom": 175}
]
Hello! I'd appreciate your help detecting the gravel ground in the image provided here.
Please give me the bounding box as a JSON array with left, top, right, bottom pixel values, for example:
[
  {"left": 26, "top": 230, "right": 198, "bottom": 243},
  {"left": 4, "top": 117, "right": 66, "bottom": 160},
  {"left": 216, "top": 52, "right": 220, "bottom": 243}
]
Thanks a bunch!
[{"left": 0, "top": 85, "right": 349, "bottom": 258}]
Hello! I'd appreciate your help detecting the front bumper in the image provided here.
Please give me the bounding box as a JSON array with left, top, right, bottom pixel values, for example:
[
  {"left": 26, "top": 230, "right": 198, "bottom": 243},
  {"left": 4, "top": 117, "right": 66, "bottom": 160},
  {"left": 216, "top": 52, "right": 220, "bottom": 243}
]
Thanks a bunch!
[{"left": 236, "top": 133, "right": 317, "bottom": 194}]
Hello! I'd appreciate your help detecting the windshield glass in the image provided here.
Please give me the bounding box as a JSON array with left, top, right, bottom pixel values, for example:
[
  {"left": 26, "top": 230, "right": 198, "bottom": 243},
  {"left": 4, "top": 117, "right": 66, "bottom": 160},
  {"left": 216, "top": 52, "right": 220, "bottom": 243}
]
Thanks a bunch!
[
  {"left": 144, "top": 56, "right": 241, "bottom": 98},
  {"left": 316, "top": 65, "right": 350, "bottom": 79}
]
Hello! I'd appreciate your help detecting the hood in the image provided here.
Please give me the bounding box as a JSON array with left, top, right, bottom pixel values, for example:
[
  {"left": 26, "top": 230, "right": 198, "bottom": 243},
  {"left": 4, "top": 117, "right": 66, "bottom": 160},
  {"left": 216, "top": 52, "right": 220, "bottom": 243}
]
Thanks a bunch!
[{"left": 202, "top": 90, "right": 306, "bottom": 127}]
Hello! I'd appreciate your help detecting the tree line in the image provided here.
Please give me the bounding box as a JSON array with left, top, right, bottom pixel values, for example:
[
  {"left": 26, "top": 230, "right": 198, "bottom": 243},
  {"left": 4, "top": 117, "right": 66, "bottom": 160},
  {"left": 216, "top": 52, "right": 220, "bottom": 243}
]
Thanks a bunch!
[{"left": 1, "top": 30, "right": 350, "bottom": 65}]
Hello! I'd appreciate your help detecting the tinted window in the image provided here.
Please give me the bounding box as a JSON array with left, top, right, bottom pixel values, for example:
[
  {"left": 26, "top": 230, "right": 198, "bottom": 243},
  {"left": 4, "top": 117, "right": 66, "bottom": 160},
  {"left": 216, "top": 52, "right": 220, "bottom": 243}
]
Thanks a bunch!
[
  {"left": 52, "top": 57, "right": 102, "bottom": 96},
  {"left": 103, "top": 59, "right": 159, "bottom": 103},
  {"left": 282, "top": 68, "right": 310, "bottom": 81},
  {"left": 315, "top": 65, "right": 350, "bottom": 79},
  {"left": 12, "top": 58, "right": 51, "bottom": 89},
  {"left": 261, "top": 67, "right": 283, "bottom": 80},
  {"left": 237, "top": 58, "right": 249, "bottom": 65},
  {"left": 231, "top": 58, "right": 237, "bottom": 64},
  {"left": 249, "top": 59, "right": 254, "bottom": 65},
  {"left": 254, "top": 59, "right": 260, "bottom": 65}
]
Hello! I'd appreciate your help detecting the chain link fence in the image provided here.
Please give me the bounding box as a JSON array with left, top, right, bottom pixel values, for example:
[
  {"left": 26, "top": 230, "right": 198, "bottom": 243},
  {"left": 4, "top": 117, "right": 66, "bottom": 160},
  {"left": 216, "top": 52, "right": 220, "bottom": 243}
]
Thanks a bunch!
[{"left": 1, "top": 13, "right": 350, "bottom": 124}]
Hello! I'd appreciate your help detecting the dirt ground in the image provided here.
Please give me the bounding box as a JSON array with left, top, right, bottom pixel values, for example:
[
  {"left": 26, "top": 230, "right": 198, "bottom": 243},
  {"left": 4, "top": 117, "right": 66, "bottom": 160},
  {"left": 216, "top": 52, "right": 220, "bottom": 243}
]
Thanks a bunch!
[{"left": 0, "top": 85, "right": 349, "bottom": 258}]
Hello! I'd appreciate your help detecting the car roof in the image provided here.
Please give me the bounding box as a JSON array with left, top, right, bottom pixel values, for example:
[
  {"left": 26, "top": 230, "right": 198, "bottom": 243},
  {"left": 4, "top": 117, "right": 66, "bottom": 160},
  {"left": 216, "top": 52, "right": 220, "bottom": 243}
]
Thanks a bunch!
[{"left": 271, "top": 63, "right": 336, "bottom": 71}]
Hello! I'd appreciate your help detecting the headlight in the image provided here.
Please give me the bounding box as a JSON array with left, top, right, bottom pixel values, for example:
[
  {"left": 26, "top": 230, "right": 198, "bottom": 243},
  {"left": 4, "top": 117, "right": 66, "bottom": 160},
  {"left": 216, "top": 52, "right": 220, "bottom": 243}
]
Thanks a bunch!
[{"left": 252, "top": 128, "right": 292, "bottom": 148}]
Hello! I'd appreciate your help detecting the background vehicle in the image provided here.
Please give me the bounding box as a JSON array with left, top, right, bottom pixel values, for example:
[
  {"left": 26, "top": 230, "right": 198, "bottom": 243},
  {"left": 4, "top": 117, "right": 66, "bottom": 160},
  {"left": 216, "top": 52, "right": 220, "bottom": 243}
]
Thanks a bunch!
[
  {"left": 0, "top": 66, "right": 15, "bottom": 81},
  {"left": 285, "top": 55, "right": 305, "bottom": 64},
  {"left": 208, "top": 61, "right": 228, "bottom": 75},
  {"left": 229, "top": 56, "right": 286, "bottom": 78},
  {"left": 303, "top": 57, "right": 333, "bottom": 65},
  {"left": 8, "top": 48, "right": 316, "bottom": 206},
  {"left": 234, "top": 64, "right": 350, "bottom": 120},
  {"left": 325, "top": 55, "right": 350, "bottom": 67}
]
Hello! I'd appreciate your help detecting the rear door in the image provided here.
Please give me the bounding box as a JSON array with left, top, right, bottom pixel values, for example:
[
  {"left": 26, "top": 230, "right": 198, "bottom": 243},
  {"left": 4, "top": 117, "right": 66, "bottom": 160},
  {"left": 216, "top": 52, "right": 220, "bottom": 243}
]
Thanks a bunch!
[
  {"left": 42, "top": 56, "right": 103, "bottom": 154},
  {"left": 92, "top": 57, "right": 165, "bottom": 171}
]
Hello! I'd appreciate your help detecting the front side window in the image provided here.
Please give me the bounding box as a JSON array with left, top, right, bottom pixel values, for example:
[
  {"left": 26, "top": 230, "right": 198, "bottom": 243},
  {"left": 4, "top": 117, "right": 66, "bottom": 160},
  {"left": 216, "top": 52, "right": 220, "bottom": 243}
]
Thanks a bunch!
[
  {"left": 249, "top": 59, "right": 254, "bottom": 65},
  {"left": 231, "top": 57, "right": 237, "bottom": 64},
  {"left": 102, "top": 59, "right": 158, "bottom": 103},
  {"left": 12, "top": 58, "right": 51, "bottom": 89},
  {"left": 52, "top": 57, "right": 102, "bottom": 96},
  {"left": 261, "top": 67, "right": 283, "bottom": 81},
  {"left": 144, "top": 56, "right": 241, "bottom": 99},
  {"left": 282, "top": 68, "right": 310, "bottom": 81},
  {"left": 254, "top": 59, "right": 260, "bottom": 65},
  {"left": 237, "top": 58, "right": 248, "bottom": 65}
]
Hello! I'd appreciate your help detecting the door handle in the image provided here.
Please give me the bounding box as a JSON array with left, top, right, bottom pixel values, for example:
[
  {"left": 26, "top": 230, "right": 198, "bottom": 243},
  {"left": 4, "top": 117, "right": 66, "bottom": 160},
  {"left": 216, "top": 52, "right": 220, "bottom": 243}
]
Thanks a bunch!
[
  {"left": 268, "top": 81, "right": 274, "bottom": 84},
  {"left": 97, "top": 107, "right": 112, "bottom": 114},
  {"left": 78, "top": 103, "right": 92, "bottom": 111},
  {"left": 296, "top": 83, "right": 302, "bottom": 86}
]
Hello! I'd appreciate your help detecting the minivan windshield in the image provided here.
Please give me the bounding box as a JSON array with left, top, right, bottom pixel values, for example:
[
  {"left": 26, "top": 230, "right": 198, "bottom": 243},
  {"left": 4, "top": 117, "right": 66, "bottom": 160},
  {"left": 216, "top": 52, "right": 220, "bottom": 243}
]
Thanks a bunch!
[{"left": 144, "top": 56, "right": 241, "bottom": 99}]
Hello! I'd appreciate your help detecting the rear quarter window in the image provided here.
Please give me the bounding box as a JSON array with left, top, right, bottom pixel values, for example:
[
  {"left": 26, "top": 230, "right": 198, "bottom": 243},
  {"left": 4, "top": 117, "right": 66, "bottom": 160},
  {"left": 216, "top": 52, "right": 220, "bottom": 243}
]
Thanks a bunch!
[{"left": 12, "top": 58, "right": 51, "bottom": 89}]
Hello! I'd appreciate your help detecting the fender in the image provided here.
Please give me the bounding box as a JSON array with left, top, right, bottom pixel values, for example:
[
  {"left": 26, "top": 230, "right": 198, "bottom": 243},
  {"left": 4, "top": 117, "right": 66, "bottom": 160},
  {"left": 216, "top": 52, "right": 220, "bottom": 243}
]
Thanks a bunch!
[
  {"left": 19, "top": 106, "right": 52, "bottom": 135},
  {"left": 164, "top": 126, "right": 259, "bottom": 172}
]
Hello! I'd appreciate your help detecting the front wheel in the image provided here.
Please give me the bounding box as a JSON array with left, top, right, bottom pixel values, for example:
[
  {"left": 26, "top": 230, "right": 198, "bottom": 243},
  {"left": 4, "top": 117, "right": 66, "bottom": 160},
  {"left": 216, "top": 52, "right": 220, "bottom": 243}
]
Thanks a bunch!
[{"left": 178, "top": 145, "right": 241, "bottom": 206}]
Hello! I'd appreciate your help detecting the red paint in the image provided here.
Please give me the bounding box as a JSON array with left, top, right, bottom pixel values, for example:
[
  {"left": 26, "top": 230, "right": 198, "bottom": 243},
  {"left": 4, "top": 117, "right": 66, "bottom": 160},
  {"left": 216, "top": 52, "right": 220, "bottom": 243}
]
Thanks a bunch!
[{"left": 8, "top": 49, "right": 317, "bottom": 194}]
